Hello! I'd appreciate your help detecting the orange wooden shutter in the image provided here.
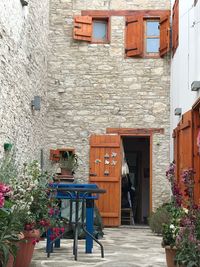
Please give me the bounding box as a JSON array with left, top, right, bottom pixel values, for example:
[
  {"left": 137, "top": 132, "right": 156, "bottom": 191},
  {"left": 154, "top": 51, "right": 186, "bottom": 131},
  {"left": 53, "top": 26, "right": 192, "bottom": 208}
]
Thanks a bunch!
[
  {"left": 159, "top": 15, "right": 170, "bottom": 57},
  {"left": 173, "top": 126, "right": 180, "bottom": 182},
  {"left": 73, "top": 16, "right": 92, "bottom": 42},
  {"left": 125, "top": 16, "right": 143, "bottom": 57},
  {"left": 89, "top": 134, "right": 121, "bottom": 226},
  {"left": 192, "top": 109, "right": 200, "bottom": 204},
  {"left": 174, "top": 110, "right": 193, "bottom": 195},
  {"left": 172, "top": 0, "right": 179, "bottom": 56}
]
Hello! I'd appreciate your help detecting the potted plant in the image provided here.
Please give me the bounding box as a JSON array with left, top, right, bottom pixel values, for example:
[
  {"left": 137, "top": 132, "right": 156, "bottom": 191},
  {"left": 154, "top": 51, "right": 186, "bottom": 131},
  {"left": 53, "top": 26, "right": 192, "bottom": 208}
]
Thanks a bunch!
[
  {"left": 0, "top": 182, "right": 24, "bottom": 267},
  {"left": 158, "top": 163, "right": 184, "bottom": 267},
  {"left": 60, "top": 151, "right": 79, "bottom": 175},
  {"left": 8, "top": 161, "right": 55, "bottom": 267},
  {"left": 56, "top": 151, "right": 79, "bottom": 180},
  {"left": 161, "top": 164, "right": 200, "bottom": 267}
]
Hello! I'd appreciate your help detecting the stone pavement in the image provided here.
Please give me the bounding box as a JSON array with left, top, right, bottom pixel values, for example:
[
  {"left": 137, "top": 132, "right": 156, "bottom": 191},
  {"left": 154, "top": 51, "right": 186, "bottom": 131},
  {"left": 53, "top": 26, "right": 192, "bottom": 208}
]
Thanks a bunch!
[{"left": 31, "top": 227, "right": 167, "bottom": 267}]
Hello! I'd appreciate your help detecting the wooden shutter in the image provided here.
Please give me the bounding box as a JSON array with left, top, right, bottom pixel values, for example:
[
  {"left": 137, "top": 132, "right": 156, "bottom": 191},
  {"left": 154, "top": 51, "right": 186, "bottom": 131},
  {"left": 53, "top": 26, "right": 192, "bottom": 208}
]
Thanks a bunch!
[
  {"left": 192, "top": 108, "right": 200, "bottom": 204},
  {"left": 125, "top": 16, "right": 143, "bottom": 57},
  {"left": 173, "top": 126, "right": 180, "bottom": 182},
  {"left": 173, "top": 110, "right": 193, "bottom": 195},
  {"left": 172, "top": 0, "right": 179, "bottom": 56},
  {"left": 89, "top": 134, "right": 121, "bottom": 226},
  {"left": 159, "top": 15, "right": 170, "bottom": 57},
  {"left": 73, "top": 16, "right": 92, "bottom": 42}
]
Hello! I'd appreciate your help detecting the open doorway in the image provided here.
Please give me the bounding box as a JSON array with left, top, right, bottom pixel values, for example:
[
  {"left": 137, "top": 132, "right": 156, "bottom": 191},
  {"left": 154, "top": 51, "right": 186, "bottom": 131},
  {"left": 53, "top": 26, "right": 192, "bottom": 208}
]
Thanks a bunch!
[{"left": 121, "top": 136, "right": 150, "bottom": 225}]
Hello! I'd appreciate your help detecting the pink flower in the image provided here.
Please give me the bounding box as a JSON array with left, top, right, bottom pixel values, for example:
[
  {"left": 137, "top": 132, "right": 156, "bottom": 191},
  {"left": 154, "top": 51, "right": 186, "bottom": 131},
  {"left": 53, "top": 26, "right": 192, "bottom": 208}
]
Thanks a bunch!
[
  {"left": 0, "top": 183, "right": 11, "bottom": 194},
  {"left": 0, "top": 193, "right": 5, "bottom": 208}
]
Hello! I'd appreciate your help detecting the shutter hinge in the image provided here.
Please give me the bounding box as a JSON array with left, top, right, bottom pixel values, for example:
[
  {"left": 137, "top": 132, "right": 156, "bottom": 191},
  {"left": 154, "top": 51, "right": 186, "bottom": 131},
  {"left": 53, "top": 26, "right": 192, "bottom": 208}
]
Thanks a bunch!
[
  {"left": 126, "top": 20, "right": 138, "bottom": 26},
  {"left": 125, "top": 48, "right": 137, "bottom": 53},
  {"left": 75, "top": 25, "right": 81, "bottom": 29}
]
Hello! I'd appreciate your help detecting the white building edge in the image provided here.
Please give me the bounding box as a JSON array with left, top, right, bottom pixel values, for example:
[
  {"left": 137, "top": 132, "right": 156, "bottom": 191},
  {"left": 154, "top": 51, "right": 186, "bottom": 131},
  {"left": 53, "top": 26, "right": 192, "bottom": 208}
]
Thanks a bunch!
[{"left": 171, "top": 0, "right": 200, "bottom": 159}]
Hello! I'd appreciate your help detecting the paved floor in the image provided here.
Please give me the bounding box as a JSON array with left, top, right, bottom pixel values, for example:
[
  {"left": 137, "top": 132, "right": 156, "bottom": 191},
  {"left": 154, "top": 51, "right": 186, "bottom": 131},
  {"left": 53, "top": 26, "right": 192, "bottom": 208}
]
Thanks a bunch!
[{"left": 31, "top": 227, "right": 167, "bottom": 267}]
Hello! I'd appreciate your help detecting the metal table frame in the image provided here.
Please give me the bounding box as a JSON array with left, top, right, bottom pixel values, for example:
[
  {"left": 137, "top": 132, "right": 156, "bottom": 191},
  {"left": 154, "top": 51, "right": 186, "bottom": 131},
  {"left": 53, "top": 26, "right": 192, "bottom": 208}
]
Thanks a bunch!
[{"left": 46, "top": 184, "right": 106, "bottom": 260}]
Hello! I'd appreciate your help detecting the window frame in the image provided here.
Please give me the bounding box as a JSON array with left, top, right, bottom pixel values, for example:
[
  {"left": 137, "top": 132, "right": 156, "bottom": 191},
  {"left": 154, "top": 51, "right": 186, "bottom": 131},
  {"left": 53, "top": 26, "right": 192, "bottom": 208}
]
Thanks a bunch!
[
  {"left": 80, "top": 10, "right": 170, "bottom": 56},
  {"left": 172, "top": 0, "right": 179, "bottom": 56},
  {"left": 143, "top": 18, "right": 160, "bottom": 58},
  {"left": 91, "top": 17, "right": 110, "bottom": 44}
]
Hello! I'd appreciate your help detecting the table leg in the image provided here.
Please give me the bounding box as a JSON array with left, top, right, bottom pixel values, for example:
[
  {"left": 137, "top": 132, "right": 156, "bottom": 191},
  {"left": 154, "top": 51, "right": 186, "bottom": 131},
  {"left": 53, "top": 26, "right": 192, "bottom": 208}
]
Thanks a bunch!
[
  {"left": 73, "top": 194, "right": 79, "bottom": 260},
  {"left": 55, "top": 238, "right": 60, "bottom": 248},
  {"left": 85, "top": 199, "right": 94, "bottom": 253},
  {"left": 46, "top": 228, "right": 53, "bottom": 257}
]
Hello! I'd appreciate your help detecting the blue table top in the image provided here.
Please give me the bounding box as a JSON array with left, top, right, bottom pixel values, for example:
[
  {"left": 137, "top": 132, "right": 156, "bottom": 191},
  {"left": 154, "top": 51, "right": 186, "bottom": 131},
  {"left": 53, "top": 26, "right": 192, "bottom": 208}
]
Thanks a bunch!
[{"left": 49, "top": 183, "right": 101, "bottom": 200}]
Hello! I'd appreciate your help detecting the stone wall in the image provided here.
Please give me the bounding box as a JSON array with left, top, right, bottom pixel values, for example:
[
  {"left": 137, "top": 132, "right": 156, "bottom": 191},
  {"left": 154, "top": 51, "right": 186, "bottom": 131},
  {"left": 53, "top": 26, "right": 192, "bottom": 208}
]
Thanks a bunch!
[
  {"left": 47, "top": 0, "right": 171, "bottom": 209},
  {"left": 0, "top": 0, "right": 49, "bottom": 165}
]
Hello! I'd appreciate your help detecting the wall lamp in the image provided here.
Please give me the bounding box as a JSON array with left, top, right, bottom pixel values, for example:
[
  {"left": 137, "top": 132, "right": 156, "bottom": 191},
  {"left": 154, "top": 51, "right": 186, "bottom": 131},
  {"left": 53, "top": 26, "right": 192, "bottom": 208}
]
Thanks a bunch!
[
  {"left": 20, "top": 0, "right": 28, "bottom": 7},
  {"left": 191, "top": 81, "right": 200, "bottom": 91},
  {"left": 31, "top": 96, "right": 41, "bottom": 111},
  {"left": 174, "top": 108, "right": 182, "bottom": 116}
]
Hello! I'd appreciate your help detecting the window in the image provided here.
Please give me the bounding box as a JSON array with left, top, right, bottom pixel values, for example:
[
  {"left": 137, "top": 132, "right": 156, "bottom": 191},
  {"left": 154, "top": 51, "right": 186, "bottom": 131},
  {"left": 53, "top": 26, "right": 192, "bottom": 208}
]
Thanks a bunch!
[
  {"left": 73, "top": 16, "right": 110, "bottom": 43},
  {"left": 92, "top": 19, "right": 108, "bottom": 43},
  {"left": 73, "top": 11, "right": 170, "bottom": 57},
  {"left": 144, "top": 20, "right": 160, "bottom": 56},
  {"left": 125, "top": 11, "right": 170, "bottom": 58},
  {"left": 172, "top": 0, "right": 179, "bottom": 56}
]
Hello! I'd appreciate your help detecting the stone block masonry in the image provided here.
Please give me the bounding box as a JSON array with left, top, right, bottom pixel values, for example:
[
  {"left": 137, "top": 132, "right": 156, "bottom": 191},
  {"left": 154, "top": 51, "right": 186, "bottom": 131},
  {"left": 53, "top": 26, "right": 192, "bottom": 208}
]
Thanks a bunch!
[
  {"left": 0, "top": 0, "right": 49, "bottom": 164},
  {"left": 47, "top": 0, "right": 171, "bottom": 210}
]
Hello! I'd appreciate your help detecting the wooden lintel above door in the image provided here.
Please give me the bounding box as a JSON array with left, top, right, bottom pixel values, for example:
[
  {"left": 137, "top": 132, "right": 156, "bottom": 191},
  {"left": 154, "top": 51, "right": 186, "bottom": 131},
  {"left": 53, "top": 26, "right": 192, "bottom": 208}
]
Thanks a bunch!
[{"left": 106, "top": 128, "right": 164, "bottom": 135}]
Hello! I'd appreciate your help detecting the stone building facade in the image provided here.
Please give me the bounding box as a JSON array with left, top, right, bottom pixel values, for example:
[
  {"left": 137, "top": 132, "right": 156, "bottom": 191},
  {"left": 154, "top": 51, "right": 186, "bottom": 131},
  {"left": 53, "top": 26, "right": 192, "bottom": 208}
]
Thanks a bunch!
[
  {"left": 46, "top": 0, "right": 171, "bottom": 210},
  {"left": 0, "top": 0, "right": 171, "bottom": 213},
  {"left": 0, "top": 0, "right": 49, "bottom": 164}
]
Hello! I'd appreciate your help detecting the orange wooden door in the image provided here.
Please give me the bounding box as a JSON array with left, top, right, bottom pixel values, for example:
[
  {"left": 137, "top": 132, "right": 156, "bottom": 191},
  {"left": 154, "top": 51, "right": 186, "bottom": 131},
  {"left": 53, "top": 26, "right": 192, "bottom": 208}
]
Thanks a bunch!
[
  {"left": 89, "top": 134, "right": 121, "bottom": 226},
  {"left": 193, "top": 109, "right": 200, "bottom": 204},
  {"left": 174, "top": 110, "right": 193, "bottom": 195}
]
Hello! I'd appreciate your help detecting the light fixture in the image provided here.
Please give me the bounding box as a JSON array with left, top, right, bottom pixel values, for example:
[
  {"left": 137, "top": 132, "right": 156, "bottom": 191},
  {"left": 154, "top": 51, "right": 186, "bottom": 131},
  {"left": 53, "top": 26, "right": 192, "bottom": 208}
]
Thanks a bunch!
[
  {"left": 20, "top": 0, "right": 28, "bottom": 6},
  {"left": 191, "top": 81, "right": 200, "bottom": 91},
  {"left": 174, "top": 108, "right": 182, "bottom": 116},
  {"left": 31, "top": 96, "right": 41, "bottom": 111}
]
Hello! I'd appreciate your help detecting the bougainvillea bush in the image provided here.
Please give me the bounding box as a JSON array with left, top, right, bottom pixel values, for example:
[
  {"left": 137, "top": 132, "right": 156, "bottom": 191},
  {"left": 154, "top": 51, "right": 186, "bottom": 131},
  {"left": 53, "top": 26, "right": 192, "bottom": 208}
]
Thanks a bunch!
[{"left": 163, "top": 164, "right": 200, "bottom": 267}]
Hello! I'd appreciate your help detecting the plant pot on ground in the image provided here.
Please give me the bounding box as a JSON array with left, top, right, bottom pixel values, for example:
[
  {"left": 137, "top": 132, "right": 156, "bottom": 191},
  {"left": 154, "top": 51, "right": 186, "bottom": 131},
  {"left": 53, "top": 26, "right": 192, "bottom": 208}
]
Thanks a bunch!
[
  {"left": 14, "top": 229, "right": 40, "bottom": 267},
  {"left": 165, "top": 246, "right": 177, "bottom": 267}
]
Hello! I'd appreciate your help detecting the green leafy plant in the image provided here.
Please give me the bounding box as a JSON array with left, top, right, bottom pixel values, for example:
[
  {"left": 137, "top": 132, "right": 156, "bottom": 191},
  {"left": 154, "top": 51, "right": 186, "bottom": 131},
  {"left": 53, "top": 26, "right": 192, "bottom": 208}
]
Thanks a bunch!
[
  {"left": 0, "top": 204, "right": 24, "bottom": 267},
  {"left": 162, "top": 204, "right": 184, "bottom": 248},
  {"left": 9, "top": 161, "right": 55, "bottom": 233},
  {"left": 0, "top": 154, "right": 17, "bottom": 185},
  {"left": 59, "top": 151, "right": 79, "bottom": 174},
  {"left": 148, "top": 203, "right": 172, "bottom": 235}
]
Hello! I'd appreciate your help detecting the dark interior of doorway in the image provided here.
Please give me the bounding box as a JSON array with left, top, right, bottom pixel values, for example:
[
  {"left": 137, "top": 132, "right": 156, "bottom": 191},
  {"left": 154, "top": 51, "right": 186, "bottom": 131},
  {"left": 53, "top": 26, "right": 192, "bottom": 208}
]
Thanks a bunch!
[{"left": 121, "top": 136, "right": 150, "bottom": 225}]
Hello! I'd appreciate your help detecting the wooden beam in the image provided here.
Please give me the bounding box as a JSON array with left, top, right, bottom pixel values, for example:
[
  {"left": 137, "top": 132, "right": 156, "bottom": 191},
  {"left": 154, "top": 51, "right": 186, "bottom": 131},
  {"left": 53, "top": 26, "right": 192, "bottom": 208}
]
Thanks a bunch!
[
  {"left": 82, "top": 10, "right": 170, "bottom": 17},
  {"left": 106, "top": 128, "right": 164, "bottom": 135}
]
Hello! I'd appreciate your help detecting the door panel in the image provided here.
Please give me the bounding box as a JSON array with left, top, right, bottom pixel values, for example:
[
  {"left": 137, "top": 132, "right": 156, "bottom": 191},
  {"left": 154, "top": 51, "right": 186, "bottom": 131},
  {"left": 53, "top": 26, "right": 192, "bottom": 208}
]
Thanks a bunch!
[
  {"left": 174, "top": 110, "right": 193, "bottom": 196},
  {"left": 89, "top": 134, "right": 121, "bottom": 226},
  {"left": 193, "top": 109, "right": 200, "bottom": 204}
]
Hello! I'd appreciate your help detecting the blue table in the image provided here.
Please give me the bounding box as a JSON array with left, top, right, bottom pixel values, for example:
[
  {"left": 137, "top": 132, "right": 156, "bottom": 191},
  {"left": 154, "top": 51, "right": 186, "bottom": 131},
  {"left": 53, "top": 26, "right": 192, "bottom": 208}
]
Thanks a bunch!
[{"left": 47, "top": 183, "right": 106, "bottom": 260}]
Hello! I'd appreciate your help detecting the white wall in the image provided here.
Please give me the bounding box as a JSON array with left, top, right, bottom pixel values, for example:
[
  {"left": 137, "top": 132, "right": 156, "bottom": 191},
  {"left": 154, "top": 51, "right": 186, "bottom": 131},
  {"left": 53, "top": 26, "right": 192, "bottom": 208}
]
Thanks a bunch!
[{"left": 170, "top": 0, "right": 200, "bottom": 159}]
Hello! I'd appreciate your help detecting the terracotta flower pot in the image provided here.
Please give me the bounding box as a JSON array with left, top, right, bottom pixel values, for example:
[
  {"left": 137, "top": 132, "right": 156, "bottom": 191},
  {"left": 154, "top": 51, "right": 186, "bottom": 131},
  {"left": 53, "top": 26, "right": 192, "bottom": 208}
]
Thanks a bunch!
[
  {"left": 6, "top": 254, "right": 14, "bottom": 267},
  {"left": 14, "top": 229, "right": 40, "bottom": 267},
  {"left": 165, "top": 246, "right": 177, "bottom": 267}
]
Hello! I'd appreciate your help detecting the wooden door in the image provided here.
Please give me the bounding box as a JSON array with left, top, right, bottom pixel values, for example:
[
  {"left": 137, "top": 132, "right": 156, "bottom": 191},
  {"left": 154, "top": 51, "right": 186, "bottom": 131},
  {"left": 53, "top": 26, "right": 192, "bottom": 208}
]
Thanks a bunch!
[
  {"left": 89, "top": 134, "right": 121, "bottom": 226},
  {"left": 173, "top": 110, "right": 193, "bottom": 194},
  {"left": 193, "top": 109, "right": 200, "bottom": 204}
]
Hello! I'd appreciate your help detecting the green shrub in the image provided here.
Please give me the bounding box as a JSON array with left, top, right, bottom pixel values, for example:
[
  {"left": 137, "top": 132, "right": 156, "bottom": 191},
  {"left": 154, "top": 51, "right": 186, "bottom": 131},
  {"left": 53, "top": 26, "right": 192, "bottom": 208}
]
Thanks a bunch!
[{"left": 148, "top": 203, "right": 172, "bottom": 234}]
